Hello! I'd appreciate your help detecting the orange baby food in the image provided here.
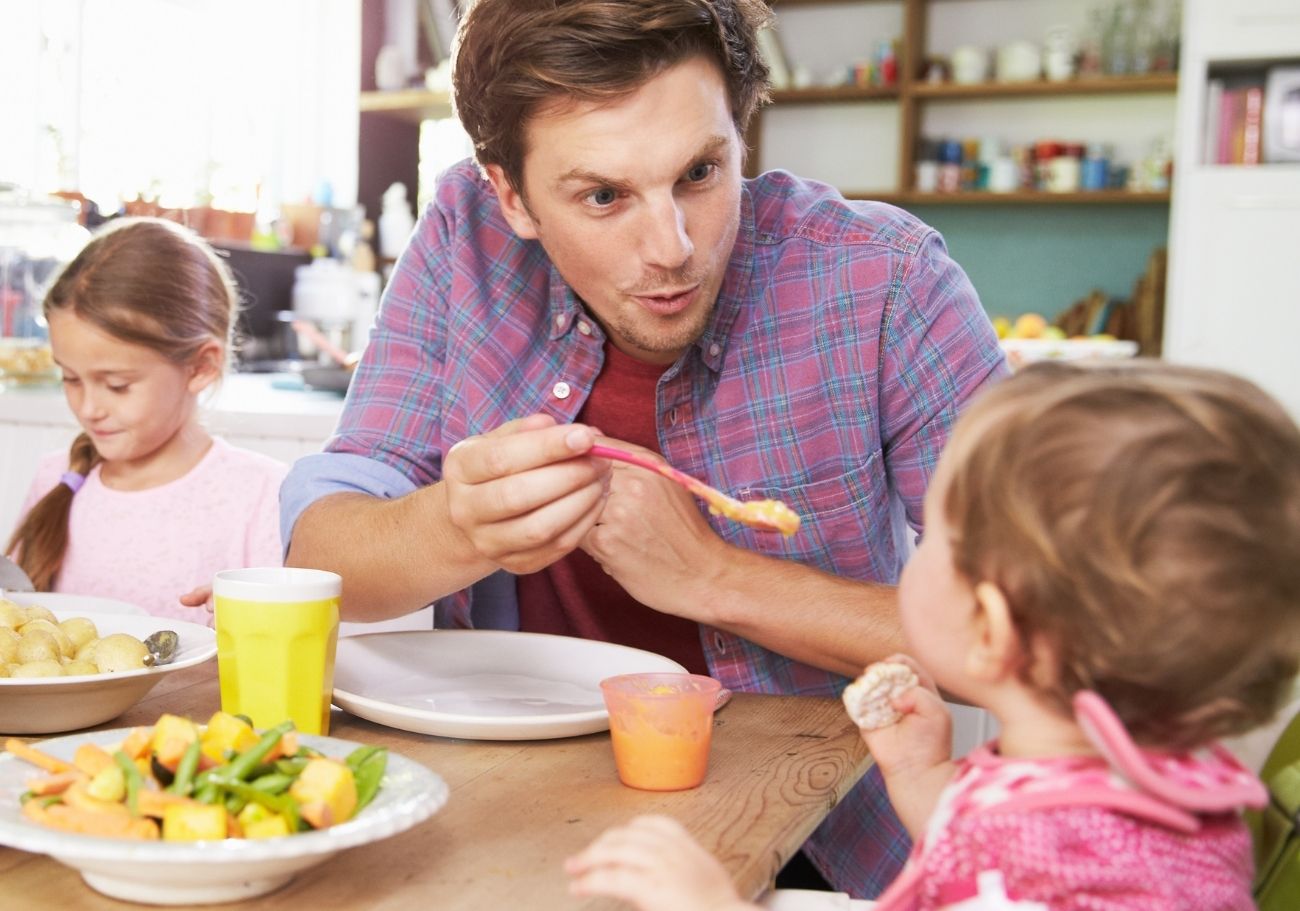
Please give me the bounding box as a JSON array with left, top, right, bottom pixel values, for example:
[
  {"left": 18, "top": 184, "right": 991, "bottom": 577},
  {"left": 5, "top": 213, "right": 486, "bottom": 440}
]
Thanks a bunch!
[{"left": 608, "top": 710, "right": 713, "bottom": 791}]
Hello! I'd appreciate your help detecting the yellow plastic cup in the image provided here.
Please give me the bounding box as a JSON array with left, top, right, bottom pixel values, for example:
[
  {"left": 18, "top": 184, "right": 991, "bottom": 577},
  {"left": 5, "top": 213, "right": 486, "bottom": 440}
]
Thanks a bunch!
[
  {"left": 214, "top": 567, "right": 341, "bottom": 735},
  {"left": 600, "top": 673, "right": 722, "bottom": 791}
]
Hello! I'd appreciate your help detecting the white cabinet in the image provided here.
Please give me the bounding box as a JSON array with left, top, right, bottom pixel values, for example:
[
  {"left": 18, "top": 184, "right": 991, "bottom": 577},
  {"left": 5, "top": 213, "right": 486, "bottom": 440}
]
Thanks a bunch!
[{"left": 1166, "top": 0, "right": 1300, "bottom": 418}]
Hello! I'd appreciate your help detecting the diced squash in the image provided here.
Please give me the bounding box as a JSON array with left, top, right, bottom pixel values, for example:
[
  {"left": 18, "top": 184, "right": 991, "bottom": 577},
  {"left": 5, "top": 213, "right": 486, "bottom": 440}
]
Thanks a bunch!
[
  {"left": 72, "top": 742, "right": 115, "bottom": 777},
  {"left": 200, "top": 711, "right": 258, "bottom": 763},
  {"left": 264, "top": 730, "right": 300, "bottom": 763},
  {"left": 162, "top": 802, "right": 228, "bottom": 841},
  {"left": 243, "top": 813, "right": 291, "bottom": 839},
  {"left": 85, "top": 764, "right": 126, "bottom": 802},
  {"left": 136, "top": 788, "right": 203, "bottom": 819},
  {"left": 150, "top": 714, "right": 199, "bottom": 770},
  {"left": 119, "top": 727, "right": 153, "bottom": 760},
  {"left": 289, "top": 758, "right": 357, "bottom": 829}
]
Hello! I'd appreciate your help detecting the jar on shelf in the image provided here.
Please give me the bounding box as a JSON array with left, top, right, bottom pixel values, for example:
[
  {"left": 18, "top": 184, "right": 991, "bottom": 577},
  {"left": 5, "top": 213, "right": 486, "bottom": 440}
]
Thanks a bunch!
[{"left": 0, "top": 190, "right": 90, "bottom": 385}]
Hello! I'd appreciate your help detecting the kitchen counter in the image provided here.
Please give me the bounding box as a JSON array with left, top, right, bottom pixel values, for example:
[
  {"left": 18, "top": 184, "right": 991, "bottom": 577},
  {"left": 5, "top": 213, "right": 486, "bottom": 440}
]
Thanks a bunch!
[{"left": 0, "top": 373, "right": 344, "bottom": 536}]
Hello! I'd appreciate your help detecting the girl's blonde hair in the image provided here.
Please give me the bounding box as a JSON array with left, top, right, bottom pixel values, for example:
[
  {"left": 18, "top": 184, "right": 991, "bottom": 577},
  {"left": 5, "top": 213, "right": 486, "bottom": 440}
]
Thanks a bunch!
[
  {"left": 943, "top": 360, "right": 1300, "bottom": 750},
  {"left": 6, "top": 217, "right": 238, "bottom": 590}
]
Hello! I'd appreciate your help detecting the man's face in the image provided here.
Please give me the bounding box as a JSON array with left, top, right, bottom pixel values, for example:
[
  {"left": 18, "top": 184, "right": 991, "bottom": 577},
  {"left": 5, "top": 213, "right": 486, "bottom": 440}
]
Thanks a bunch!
[{"left": 488, "top": 55, "right": 744, "bottom": 365}]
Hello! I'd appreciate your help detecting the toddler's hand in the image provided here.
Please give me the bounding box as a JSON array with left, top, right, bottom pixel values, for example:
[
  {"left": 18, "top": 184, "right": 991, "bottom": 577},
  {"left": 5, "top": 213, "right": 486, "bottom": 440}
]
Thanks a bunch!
[
  {"left": 853, "top": 654, "right": 952, "bottom": 782},
  {"left": 565, "top": 815, "right": 755, "bottom": 911}
]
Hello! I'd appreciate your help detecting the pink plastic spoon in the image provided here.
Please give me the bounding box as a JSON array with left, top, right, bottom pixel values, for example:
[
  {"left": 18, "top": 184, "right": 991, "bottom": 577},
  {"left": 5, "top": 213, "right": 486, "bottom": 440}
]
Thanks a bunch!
[{"left": 588, "top": 444, "right": 800, "bottom": 536}]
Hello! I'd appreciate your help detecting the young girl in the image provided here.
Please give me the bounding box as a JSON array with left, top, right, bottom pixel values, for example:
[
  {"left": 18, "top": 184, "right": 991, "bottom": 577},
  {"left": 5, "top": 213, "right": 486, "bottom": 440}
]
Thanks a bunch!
[
  {"left": 6, "top": 217, "right": 287, "bottom": 622},
  {"left": 566, "top": 360, "right": 1300, "bottom": 910}
]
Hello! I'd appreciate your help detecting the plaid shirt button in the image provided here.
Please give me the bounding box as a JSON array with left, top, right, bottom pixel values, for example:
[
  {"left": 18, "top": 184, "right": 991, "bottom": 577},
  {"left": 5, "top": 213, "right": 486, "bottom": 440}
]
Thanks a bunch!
[{"left": 552, "top": 381, "right": 571, "bottom": 400}]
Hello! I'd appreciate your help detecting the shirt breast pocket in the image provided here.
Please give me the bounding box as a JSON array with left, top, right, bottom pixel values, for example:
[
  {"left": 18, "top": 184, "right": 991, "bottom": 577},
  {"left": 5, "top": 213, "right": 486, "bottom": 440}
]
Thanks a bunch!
[{"left": 729, "top": 450, "right": 905, "bottom": 584}]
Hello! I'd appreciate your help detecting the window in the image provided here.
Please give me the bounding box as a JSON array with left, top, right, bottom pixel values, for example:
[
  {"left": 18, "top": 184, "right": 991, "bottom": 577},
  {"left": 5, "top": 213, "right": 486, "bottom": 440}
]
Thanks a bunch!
[{"left": 0, "top": 0, "right": 361, "bottom": 214}]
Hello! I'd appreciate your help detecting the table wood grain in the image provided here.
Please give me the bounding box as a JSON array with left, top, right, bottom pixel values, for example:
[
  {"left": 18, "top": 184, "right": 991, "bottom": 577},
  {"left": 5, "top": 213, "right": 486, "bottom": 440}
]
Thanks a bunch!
[{"left": 0, "top": 665, "right": 872, "bottom": 909}]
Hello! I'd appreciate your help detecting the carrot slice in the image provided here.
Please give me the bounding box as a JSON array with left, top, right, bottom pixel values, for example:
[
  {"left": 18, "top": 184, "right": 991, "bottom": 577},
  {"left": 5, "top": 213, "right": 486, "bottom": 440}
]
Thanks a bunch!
[
  {"left": 4, "top": 738, "right": 73, "bottom": 774},
  {"left": 24, "top": 771, "right": 86, "bottom": 796}
]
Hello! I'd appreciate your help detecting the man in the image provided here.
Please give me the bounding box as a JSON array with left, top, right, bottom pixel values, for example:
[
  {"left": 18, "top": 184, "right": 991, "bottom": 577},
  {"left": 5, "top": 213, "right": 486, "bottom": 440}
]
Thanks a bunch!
[{"left": 282, "top": 0, "right": 1005, "bottom": 897}]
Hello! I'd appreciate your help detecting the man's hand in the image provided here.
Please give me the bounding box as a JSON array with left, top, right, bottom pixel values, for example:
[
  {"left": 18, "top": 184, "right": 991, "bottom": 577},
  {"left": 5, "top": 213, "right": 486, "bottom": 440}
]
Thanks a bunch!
[
  {"left": 443, "top": 415, "right": 610, "bottom": 575},
  {"left": 580, "top": 441, "right": 725, "bottom": 616},
  {"left": 565, "top": 815, "right": 754, "bottom": 911},
  {"left": 178, "top": 585, "right": 213, "bottom": 617}
]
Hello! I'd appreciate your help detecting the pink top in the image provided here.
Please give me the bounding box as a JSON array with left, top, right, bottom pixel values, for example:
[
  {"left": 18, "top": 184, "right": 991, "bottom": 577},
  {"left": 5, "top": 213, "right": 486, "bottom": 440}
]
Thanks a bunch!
[
  {"left": 873, "top": 740, "right": 1259, "bottom": 910},
  {"left": 14, "top": 438, "right": 287, "bottom": 623}
]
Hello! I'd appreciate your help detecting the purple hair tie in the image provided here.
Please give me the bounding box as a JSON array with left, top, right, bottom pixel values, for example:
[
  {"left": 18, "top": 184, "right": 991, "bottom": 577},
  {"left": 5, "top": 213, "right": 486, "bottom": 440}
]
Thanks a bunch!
[{"left": 60, "top": 471, "right": 86, "bottom": 493}]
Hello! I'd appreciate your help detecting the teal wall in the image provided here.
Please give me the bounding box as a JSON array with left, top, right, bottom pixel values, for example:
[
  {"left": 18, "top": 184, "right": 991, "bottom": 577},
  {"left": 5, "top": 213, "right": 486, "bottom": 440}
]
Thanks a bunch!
[{"left": 906, "top": 204, "right": 1170, "bottom": 321}]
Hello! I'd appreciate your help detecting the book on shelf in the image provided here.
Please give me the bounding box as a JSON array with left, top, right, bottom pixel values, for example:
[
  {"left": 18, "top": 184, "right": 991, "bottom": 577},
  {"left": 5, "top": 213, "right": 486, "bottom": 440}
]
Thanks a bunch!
[{"left": 1204, "top": 76, "right": 1266, "bottom": 165}]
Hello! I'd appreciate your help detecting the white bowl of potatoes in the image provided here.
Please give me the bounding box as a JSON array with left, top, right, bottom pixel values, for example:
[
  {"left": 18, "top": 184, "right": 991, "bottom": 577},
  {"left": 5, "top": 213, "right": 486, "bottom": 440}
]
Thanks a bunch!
[{"left": 0, "top": 594, "right": 216, "bottom": 735}]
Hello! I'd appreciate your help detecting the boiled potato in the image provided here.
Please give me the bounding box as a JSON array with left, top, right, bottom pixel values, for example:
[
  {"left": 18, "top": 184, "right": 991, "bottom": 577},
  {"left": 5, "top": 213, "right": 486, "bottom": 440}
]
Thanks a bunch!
[
  {"left": 0, "top": 627, "right": 19, "bottom": 664},
  {"left": 0, "top": 602, "right": 160, "bottom": 679},
  {"left": 59, "top": 616, "right": 99, "bottom": 651},
  {"left": 16, "top": 629, "right": 59, "bottom": 664},
  {"left": 0, "top": 600, "right": 24, "bottom": 628},
  {"left": 18, "top": 618, "right": 74, "bottom": 658},
  {"left": 11, "top": 659, "right": 64, "bottom": 678},
  {"left": 21, "top": 605, "right": 56, "bottom": 625},
  {"left": 93, "top": 633, "right": 149, "bottom": 673}
]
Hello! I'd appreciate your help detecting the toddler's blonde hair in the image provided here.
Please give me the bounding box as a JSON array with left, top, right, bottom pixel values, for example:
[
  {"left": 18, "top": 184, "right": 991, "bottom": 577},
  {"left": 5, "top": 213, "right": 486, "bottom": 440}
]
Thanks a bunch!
[{"left": 942, "top": 360, "right": 1300, "bottom": 750}]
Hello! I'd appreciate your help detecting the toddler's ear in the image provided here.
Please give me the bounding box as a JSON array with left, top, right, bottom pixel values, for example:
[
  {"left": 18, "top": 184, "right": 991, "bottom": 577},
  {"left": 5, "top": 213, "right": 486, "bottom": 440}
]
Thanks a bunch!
[
  {"left": 187, "top": 339, "right": 225, "bottom": 393},
  {"left": 965, "top": 581, "right": 1021, "bottom": 682}
]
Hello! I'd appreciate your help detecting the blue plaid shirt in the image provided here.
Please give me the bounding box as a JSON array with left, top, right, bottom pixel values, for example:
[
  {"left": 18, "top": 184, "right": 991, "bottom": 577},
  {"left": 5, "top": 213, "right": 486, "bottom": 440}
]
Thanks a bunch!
[{"left": 281, "top": 159, "right": 1006, "bottom": 896}]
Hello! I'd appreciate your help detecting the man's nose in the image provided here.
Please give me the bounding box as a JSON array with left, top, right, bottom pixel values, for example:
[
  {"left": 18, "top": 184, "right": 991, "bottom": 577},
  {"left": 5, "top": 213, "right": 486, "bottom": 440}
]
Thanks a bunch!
[{"left": 639, "top": 195, "right": 693, "bottom": 272}]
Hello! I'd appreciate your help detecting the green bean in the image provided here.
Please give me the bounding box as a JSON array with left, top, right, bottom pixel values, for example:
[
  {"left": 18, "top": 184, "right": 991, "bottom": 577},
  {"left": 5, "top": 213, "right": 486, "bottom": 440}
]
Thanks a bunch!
[
  {"left": 346, "top": 745, "right": 387, "bottom": 812},
  {"left": 274, "top": 757, "right": 310, "bottom": 777},
  {"left": 113, "top": 750, "right": 142, "bottom": 815},
  {"left": 248, "top": 772, "right": 294, "bottom": 795},
  {"left": 168, "top": 739, "right": 202, "bottom": 796},
  {"left": 225, "top": 721, "right": 295, "bottom": 781},
  {"left": 218, "top": 780, "right": 301, "bottom": 831}
]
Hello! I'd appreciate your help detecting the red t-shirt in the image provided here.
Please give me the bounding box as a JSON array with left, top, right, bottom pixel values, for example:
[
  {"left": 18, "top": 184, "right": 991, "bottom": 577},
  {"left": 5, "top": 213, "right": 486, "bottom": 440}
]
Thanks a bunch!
[{"left": 516, "top": 341, "right": 709, "bottom": 674}]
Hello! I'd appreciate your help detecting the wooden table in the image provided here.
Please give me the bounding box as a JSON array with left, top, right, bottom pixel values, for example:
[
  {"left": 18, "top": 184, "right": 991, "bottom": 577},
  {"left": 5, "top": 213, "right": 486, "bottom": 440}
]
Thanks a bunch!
[{"left": 0, "top": 666, "right": 872, "bottom": 909}]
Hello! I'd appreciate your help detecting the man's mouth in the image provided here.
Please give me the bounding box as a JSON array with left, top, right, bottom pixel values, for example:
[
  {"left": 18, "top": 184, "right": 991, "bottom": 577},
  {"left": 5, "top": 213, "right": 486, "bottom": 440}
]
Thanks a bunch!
[{"left": 632, "top": 286, "right": 698, "bottom": 316}]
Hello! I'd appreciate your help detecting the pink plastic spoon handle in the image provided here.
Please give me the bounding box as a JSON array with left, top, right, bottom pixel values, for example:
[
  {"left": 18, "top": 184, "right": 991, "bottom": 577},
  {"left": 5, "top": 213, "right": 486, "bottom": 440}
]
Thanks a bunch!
[{"left": 587, "top": 444, "right": 737, "bottom": 510}]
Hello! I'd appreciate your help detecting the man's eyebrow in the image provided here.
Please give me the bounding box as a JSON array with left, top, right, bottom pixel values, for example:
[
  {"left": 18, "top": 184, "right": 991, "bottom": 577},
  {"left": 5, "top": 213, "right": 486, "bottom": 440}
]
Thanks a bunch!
[{"left": 553, "top": 134, "right": 732, "bottom": 190}]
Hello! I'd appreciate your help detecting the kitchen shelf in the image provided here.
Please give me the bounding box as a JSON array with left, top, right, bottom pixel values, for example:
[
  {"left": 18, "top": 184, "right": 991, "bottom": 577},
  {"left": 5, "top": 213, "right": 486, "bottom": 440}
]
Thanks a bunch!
[
  {"left": 358, "top": 89, "right": 453, "bottom": 123},
  {"left": 771, "top": 85, "right": 900, "bottom": 103},
  {"left": 752, "top": 0, "right": 1181, "bottom": 203},
  {"left": 858, "top": 190, "right": 1172, "bottom": 205},
  {"left": 909, "top": 73, "right": 1179, "bottom": 100}
]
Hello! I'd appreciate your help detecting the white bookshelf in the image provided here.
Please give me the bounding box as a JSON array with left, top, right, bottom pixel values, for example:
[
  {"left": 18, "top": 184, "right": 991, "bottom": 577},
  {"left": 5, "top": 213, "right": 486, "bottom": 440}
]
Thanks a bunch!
[{"left": 1164, "top": 0, "right": 1300, "bottom": 418}]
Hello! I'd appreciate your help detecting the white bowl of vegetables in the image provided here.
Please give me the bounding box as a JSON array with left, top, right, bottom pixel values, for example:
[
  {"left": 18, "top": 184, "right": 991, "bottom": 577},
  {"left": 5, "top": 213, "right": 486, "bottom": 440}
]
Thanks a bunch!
[{"left": 0, "top": 712, "right": 448, "bottom": 904}]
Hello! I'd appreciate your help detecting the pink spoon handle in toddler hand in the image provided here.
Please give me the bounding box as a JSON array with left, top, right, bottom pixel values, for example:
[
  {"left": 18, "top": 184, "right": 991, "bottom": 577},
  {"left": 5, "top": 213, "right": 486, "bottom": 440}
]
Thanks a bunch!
[{"left": 587, "top": 444, "right": 801, "bottom": 536}]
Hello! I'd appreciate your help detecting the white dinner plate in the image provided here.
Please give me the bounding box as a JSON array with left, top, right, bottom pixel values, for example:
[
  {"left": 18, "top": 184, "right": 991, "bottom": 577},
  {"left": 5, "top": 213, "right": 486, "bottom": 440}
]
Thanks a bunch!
[
  {"left": 0, "top": 727, "right": 448, "bottom": 905},
  {"left": 332, "top": 630, "right": 687, "bottom": 740}
]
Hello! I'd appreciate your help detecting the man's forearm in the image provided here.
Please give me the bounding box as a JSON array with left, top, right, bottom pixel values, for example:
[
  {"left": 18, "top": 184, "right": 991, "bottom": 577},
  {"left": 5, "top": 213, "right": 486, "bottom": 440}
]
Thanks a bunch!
[
  {"left": 284, "top": 486, "right": 495, "bottom": 622},
  {"left": 690, "top": 546, "right": 906, "bottom": 678}
]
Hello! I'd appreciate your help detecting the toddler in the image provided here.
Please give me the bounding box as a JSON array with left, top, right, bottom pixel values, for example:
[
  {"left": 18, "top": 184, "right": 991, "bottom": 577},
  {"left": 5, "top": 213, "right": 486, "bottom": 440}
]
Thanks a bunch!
[
  {"left": 6, "top": 218, "right": 287, "bottom": 621},
  {"left": 566, "top": 360, "right": 1300, "bottom": 909}
]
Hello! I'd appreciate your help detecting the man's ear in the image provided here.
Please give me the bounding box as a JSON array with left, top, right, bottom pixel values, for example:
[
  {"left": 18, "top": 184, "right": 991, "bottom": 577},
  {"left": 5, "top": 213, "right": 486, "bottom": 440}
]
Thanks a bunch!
[
  {"left": 187, "top": 340, "right": 225, "bottom": 394},
  {"left": 485, "top": 164, "right": 540, "bottom": 240},
  {"left": 965, "top": 581, "right": 1021, "bottom": 682}
]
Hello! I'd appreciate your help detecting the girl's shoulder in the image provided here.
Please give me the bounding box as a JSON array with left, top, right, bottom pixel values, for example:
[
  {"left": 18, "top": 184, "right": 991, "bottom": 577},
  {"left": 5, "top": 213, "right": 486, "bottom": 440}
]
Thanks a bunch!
[{"left": 204, "top": 438, "right": 290, "bottom": 483}]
